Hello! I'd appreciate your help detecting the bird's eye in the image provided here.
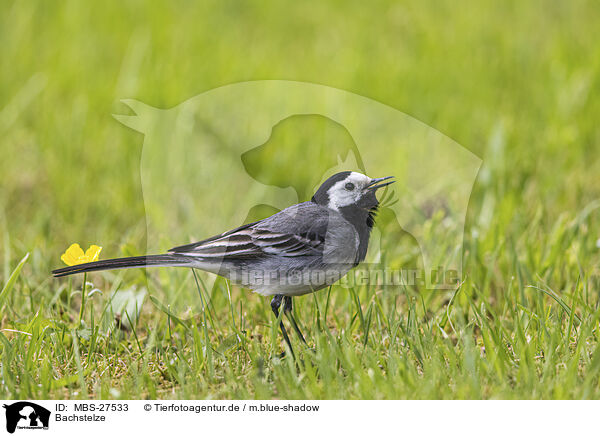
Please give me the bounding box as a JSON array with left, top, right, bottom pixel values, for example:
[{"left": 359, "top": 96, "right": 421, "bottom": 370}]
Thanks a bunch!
[{"left": 345, "top": 182, "right": 355, "bottom": 191}]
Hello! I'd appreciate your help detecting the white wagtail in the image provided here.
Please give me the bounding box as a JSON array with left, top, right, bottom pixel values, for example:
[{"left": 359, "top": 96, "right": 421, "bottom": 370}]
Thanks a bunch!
[{"left": 53, "top": 171, "right": 394, "bottom": 353}]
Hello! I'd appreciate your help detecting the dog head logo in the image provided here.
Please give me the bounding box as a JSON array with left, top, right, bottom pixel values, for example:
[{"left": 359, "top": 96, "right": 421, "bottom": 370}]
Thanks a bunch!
[
  {"left": 114, "top": 80, "right": 481, "bottom": 290},
  {"left": 3, "top": 402, "right": 50, "bottom": 433}
]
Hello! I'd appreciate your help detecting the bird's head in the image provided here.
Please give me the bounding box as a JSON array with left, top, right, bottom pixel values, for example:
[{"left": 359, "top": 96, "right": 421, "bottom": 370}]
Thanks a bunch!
[{"left": 311, "top": 171, "right": 395, "bottom": 215}]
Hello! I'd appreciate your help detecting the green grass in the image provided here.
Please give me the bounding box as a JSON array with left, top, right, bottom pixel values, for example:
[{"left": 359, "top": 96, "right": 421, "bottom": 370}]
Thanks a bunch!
[{"left": 2, "top": 0, "right": 600, "bottom": 399}]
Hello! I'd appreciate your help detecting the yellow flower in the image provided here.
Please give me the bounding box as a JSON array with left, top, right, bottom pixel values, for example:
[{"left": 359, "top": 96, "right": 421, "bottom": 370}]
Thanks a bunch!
[{"left": 61, "top": 243, "right": 102, "bottom": 266}]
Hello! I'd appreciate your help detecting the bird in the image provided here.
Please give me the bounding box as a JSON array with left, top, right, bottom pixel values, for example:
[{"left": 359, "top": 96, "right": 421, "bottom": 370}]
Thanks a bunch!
[{"left": 52, "top": 171, "right": 394, "bottom": 355}]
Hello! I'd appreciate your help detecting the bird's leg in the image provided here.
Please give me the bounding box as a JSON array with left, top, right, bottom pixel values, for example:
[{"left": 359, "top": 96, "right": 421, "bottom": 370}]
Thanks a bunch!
[
  {"left": 271, "top": 294, "right": 295, "bottom": 358},
  {"left": 283, "top": 296, "right": 307, "bottom": 344}
]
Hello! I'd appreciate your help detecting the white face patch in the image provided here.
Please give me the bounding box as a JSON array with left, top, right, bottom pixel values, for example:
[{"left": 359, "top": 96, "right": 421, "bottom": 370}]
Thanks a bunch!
[{"left": 326, "top": 172, "right": 371, "bottom": 210}]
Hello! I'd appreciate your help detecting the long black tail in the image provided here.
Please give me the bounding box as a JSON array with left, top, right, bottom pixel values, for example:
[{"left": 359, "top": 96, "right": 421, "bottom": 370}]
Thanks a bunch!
[{"left": 52, "top": 254, "right": 194, "bottom": 278}]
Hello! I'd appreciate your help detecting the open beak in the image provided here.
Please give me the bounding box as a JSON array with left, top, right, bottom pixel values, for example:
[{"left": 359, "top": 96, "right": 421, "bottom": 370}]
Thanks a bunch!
[{"left": 366, "top": 176, "right": 395, "bottom": 190}]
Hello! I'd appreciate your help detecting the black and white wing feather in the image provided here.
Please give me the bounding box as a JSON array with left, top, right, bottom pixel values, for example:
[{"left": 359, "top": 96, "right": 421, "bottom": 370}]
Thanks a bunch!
[{"left": 168, "top": 202, "right": 352, "bottom": 261}]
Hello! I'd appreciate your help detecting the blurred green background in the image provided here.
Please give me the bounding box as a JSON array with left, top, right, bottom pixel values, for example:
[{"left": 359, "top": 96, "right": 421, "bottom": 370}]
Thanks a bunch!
[
  {"left": 1, "top": 0, "right": 600, "bottom": 399},
  {"left": 2, "top": 0, "right": 598, "bottom": 256}
]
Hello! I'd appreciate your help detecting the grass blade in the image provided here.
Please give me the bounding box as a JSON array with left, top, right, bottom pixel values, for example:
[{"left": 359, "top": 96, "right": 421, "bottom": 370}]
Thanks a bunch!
[{"left": 0, "top": 252, "right": 29, "bottom": 310}]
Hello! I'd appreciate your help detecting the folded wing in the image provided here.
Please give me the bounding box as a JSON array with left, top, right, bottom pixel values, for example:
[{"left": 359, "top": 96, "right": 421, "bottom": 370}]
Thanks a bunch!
[{"left": 168, "top": 202, "right": 333, "bottom": 260}]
